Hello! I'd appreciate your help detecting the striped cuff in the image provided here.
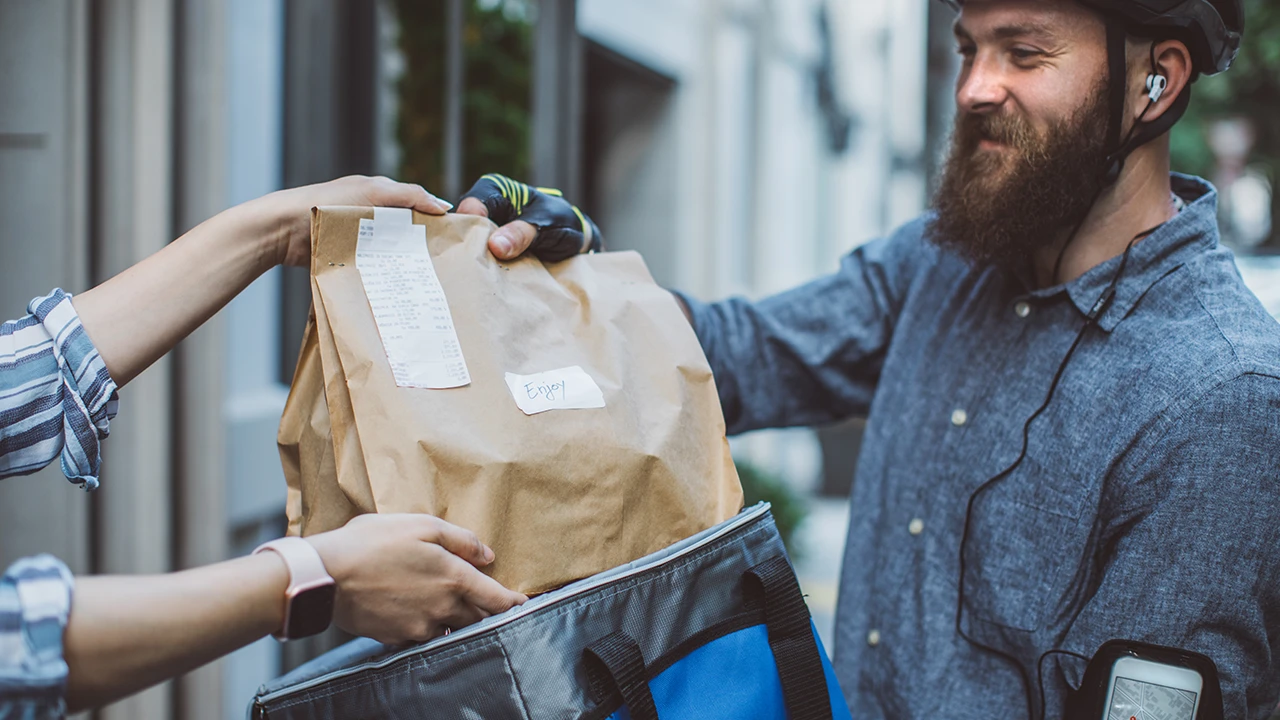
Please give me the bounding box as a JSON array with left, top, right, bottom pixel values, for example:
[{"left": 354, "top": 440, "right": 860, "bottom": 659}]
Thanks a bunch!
[
  {"left": 28, "top": 290, "right": 120, "bottom": 490},
  {"left": 0, "top": 554, "right": 74, "bottom": 715}
]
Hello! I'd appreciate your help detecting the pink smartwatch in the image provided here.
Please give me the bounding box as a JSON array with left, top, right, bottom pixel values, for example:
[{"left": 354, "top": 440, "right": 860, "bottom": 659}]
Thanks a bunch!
[{"left": 254, "top": 537, "right": 337, "bottom": 641}]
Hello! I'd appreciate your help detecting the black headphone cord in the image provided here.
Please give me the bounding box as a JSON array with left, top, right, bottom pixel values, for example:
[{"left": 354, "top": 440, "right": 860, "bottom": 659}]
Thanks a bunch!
[
  {"left": 954, "top": 224, "right": 1159, "bottom": 720},
  {"left": 1038, "top": 648, "right": 1094, "bottom": 717}
]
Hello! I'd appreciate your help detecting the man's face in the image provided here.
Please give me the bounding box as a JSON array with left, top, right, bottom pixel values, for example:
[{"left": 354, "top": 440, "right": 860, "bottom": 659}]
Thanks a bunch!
[{"left": 930, "top": 0, "right": 1114, "bottom": 272}]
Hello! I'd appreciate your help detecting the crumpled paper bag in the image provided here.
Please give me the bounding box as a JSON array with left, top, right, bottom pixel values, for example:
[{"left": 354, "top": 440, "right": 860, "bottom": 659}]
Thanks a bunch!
[{"left": 278, "top": 207, "right": 742, "bottom": 594}]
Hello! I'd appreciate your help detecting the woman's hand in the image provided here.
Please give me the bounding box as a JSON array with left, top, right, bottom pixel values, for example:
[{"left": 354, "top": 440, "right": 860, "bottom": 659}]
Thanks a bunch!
[
  {"left": 246, "top": 175, "right": 455, "bottom": 269},
  {"left": 307, "top": 514, "right": 528, "bottom": 645}
]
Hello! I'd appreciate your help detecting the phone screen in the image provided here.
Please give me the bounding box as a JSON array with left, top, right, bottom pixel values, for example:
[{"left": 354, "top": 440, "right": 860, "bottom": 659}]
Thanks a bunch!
[{"left": 1107, "top": 676, "right": 1199, "bottom": 720}]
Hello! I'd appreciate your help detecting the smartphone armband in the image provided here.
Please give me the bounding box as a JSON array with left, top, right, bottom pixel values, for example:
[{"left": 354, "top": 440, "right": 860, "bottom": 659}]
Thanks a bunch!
[{"left": 1065, "top": 639, "right": 1224, "bottom": 720}]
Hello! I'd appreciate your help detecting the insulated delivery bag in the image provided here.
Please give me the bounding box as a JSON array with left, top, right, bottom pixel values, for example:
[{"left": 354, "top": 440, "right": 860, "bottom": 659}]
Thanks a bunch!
[{"left": 250, "top": 504, "right": 853, "bottom": 719}]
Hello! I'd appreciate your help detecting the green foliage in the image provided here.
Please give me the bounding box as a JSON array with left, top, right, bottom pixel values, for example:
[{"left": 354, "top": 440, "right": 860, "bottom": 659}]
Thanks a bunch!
[
  {"left": 1170, "top": 0, "right": 1280, "bottom": 247},
  {"left": 392, "top": 0, "right": 533, "bottom": 193},
  {"left": 736, "top": 458, "right": 810, "bottom": 559},
  {"left": 459, "top": 2, "right": 534, "bottom": 182}
]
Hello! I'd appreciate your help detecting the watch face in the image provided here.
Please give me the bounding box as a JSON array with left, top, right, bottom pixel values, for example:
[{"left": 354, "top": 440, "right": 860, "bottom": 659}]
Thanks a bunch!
[{"left": 286, "top": 583, "right": 337, "bottom": 639}]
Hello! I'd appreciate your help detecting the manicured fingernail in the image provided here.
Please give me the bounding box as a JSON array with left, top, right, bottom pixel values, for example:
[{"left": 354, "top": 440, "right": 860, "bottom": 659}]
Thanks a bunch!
[
  {"left": 436, "top": 198, "right": 454, "bottom": 210},
  {"left": 483, "top": 545, "right": 495, "bottom": 563},
  {"left": 493, "top": 235, "right": 513, "bottom": 257}
]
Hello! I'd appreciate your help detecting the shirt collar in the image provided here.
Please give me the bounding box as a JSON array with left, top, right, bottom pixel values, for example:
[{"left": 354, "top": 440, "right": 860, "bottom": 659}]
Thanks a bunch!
[{"left": 1020, "top": 174, "right": 1220, "bottom": 332}]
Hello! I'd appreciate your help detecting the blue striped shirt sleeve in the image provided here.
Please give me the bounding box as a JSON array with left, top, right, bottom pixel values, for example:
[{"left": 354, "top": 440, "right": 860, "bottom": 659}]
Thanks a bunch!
[
  {"left": 0, "top": 555, "right": 74, "bottom": 720},
  {"left": 0, "top": 289, "right": 119, "bottom": 490}
]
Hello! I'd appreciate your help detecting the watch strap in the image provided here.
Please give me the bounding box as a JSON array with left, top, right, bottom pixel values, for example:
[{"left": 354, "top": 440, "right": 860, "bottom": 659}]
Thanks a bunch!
[
  {"left": 254, "top": 537, "right": 336, "bottom": 640},
  {"left": 254, "top": 537, "right": 334, "bottom": 593}
]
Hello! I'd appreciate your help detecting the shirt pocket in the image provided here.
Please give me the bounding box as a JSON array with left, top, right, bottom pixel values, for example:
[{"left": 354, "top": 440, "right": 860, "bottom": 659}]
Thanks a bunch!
[{"left": 960, "top": 454, "right": 1093, "bottom": 632}]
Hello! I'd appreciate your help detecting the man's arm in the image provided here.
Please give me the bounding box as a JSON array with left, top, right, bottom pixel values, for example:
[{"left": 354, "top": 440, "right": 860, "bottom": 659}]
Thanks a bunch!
[
  {"left": 1043, "top": 373, "right": 1280, "bottom": 719},
  {"left": 670, "top": 221, "right": 931, "bottom": 434}
]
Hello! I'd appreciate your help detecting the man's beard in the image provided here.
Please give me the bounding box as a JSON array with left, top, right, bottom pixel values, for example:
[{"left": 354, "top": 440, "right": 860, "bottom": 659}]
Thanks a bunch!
[{"left": 928, "top": 82, "right": 1112, "bottom": 272}]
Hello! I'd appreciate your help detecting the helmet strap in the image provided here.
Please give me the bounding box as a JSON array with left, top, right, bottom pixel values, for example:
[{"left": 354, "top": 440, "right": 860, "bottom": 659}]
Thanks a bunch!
[
  {"left": 1100, "top": 20, "right": 1192, "bottom": 186},
  {"left": 1104, "top": 20, "right": 1128, "bottom": 163}
]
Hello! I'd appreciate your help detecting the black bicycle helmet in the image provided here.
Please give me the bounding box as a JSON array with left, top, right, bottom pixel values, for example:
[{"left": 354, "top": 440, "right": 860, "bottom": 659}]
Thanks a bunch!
[
  {"left": 938, "top": 0, "right": 1243, "bottom": 182},
  {"left": 1076, "top": 0, "right": 1242, "bottom": 77},
  {"left": 938, "top": 0, "right": 1242, "bottom": 76}
]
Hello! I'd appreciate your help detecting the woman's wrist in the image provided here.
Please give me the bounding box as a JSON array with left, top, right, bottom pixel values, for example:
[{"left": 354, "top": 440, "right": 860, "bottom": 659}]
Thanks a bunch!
[
  {"left": 243, "top": 551, "right": 293, "bottom": 637},
  {"left": 217, "top": 190, "right": 297, "bottom": 274}
]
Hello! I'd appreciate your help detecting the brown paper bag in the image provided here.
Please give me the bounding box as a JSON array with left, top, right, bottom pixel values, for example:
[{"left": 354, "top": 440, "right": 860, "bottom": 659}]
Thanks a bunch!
[
  {"left": 278, "top": 207, "right": 742, "bottom": 594},
  {"left": 279, "top": 316, "right": 363, "bottom": 538}
]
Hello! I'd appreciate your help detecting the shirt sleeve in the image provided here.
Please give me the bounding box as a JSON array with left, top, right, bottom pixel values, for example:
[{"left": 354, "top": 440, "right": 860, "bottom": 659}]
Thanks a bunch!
[
  {"left": 1044, "top": 372, "right": 1280, "bottom": 719},
  {"left": 0, "top": 289, "right": 119, "bottom": 490},
  {"left": 674, "top": 217, "right": 934, "bottom": 435},
  {"left": 0, "top": 554, "right": 75, "bottom": 720}
]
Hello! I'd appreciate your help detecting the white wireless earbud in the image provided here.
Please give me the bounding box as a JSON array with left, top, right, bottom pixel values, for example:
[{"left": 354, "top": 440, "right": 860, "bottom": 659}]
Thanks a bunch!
[{"left": 1146, "top": 74, "right": 1168, "bottom": 103}]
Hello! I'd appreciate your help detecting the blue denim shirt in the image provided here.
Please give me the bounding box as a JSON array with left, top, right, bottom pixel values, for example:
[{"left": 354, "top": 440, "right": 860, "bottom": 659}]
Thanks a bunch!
[{"left": 680, "top": 175, "right": 1280, "bottom": 719}]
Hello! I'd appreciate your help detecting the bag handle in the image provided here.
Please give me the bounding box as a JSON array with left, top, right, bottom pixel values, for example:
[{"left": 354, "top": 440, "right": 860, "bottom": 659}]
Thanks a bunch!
[
  {"left": 583, "top": 631, "right": 660, "bottom": 720},
  {"left": 745, "top": 556, "right": 834, "bottom": 720}
]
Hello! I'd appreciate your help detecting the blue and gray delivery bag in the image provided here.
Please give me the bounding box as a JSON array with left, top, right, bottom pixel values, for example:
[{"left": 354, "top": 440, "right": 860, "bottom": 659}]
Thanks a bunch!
[{"left": 250, "top": 503, "right": 852, "bottom": 719}]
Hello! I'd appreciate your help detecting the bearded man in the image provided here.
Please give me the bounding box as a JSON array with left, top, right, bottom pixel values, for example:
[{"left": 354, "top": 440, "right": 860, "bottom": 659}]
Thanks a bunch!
[{"left": 459, "top": 0, "right": 1277, "bottom": 717}]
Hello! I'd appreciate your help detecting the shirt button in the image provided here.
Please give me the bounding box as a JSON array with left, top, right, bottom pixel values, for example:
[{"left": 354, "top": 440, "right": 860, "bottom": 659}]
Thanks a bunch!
[
  {"left": 908, "top": 518, "right": 924, "bottom": 536},
  {"left": 1015, "top": 301, "right": 1031, "bottom": 318},
  {"left": 867, "top": 629, "right": 881, "bottom": 647},
  {"left": 951, "top": 409, "right": 968, "bottom": 426}
]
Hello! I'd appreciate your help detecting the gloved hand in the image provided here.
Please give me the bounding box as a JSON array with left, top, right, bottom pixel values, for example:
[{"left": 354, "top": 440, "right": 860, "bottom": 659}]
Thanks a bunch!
[{"left": 457, "top": 173, "right": 603, "bottom": 262}]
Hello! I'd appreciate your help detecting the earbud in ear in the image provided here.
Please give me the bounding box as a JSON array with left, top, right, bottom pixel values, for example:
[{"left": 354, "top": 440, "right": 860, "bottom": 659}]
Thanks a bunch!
[{"left": 1145, "top": 74, "right": 1168, "bottom": 103}]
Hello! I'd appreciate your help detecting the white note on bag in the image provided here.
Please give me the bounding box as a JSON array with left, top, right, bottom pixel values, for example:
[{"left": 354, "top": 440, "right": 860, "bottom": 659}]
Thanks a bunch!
[
  {"left": 356, "top": 208, "right": 471, "bottom": 389},
  {"left": 504, "top": 366, "right": 606, "bottom": 415}
]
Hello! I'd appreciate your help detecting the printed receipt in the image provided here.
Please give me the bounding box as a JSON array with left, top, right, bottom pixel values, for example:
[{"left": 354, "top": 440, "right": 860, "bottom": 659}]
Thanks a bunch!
[
  {"left": 504, "top": 366, "right": 605, "bottom": 415},
  {"left": 355, "top": 208, "right": 471, "bottom": 389}
]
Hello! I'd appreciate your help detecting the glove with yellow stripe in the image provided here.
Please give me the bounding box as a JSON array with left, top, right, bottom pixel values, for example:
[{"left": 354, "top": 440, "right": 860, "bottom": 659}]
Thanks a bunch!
[{"left": 457, "top": 173, "right": 603, "bottom": 262}]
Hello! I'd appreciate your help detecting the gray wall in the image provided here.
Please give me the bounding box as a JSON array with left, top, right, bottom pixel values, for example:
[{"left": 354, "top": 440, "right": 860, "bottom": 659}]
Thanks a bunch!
[{"left": 0, "top": 0, "right": 93, "bottom": 576}]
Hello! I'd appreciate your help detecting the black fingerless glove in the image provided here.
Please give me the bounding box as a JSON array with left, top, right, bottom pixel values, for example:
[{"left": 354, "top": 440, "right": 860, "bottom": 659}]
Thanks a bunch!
[{"left": 460, "top": 173, "right": 604, "bottom": 262}]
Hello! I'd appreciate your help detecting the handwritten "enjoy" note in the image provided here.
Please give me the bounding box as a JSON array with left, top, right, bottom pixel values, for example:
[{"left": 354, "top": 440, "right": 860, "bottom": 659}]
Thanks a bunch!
[{"left": 503, "top": 366, "right": 605, "bottom": 415}]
